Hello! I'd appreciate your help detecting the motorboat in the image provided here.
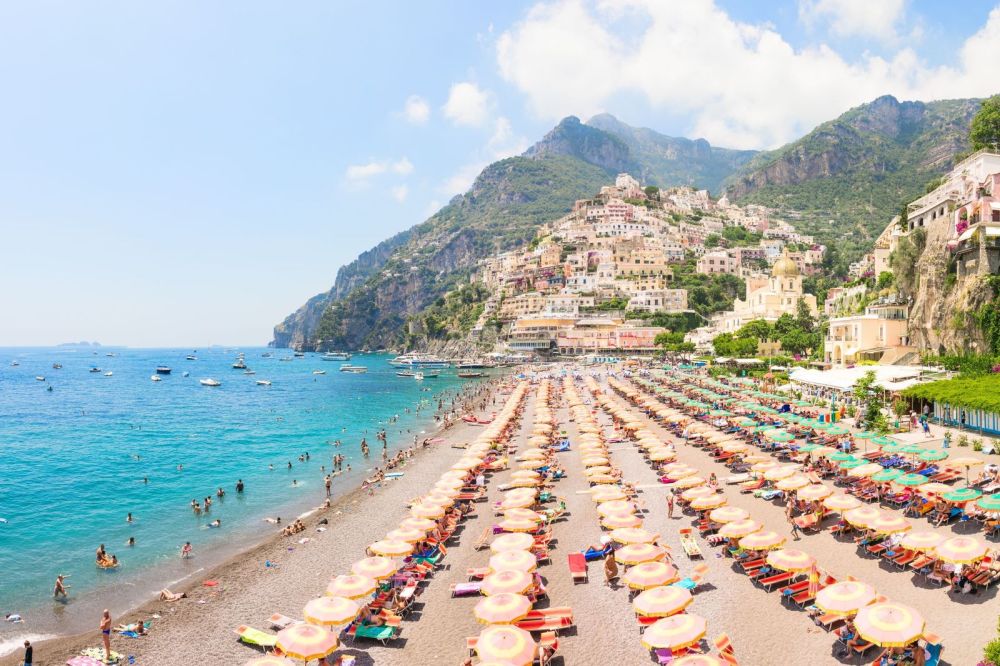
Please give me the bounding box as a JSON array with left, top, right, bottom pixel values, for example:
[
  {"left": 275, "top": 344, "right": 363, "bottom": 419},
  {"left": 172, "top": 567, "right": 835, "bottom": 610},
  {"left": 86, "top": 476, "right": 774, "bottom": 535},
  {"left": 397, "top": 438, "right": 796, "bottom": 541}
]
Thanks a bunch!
[
  {"left": 150, "top": 375, "right": 162, "bottom": 382},
  {"left": 52, "top": 363, "right": 63, "bottom": 369},
  {"left": 104, "top": 371, "right": 113, "bottom": 377},
  {"left": 387, "top": 353, "right": 450, "bottom": 368},
  {"left": 456, "top": 361, "right": 494, "bottom": 369},
  {"left": 322, "top": 352, "right": 352, "bottom": 361},
  {"left": 182, "top": 371, "right": 190, "bottom": 377},
  {"left": 313, "top": 370, "right": 326, "bottom": 375},
  {"left": 419, "top": 371, "right": 439, "bottom": 378},
  {"left": 89, "top": 367, "right": 102, "bottom": 373},
  {"left": 256, "top": 379, "right": 271, "bottom": 386},
  {"left": 457, "top": 371, "right": 485, "bottom": 378},
  {"left": 243, "top": 369, "right": 256, "bottom": 375},
  {"left": 35, "top": 375, "right": 45, "bottom": 381},
  {"left": 232, "top": 359, "right": 247, "bottom": 369},
  {"left": 155, "top": 366, "right": 172, "bottom": 375},
  {"left": 293, "top": 351, "right": 305, "bottom": 357},
  {"left": 396, "top": 370, "right": 416, "bottom": 378},
  {"left": 279, "top": 357, "right": 293, "bottom": 362},
  {"left": 200, "top": 378, "right": 222, "bottom": 387},
  {"left": 261, "top": 351, "right": 273, "bottom": 358},
  {"left": 186, "top": 355, "right": 197, "bottom": 361},
  {"left": 413, "top": 372, "right": 424, "bottom": 381},
  {"left": 339, "top": 364, "right": 367, "bottom": 373},
  {"left": 10, "top": 360, "right": 18, "bottom": 366}
]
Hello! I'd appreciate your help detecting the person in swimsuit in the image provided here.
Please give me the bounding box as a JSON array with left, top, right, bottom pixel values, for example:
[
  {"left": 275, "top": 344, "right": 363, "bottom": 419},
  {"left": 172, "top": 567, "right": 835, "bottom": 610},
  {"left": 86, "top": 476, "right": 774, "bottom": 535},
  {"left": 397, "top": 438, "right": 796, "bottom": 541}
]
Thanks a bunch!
[
  {"left": 100, "top": 609, "right": 112, "bottom": 662},
  {"left": 54, "top": 574, "right": 71, "bottom": 598}
]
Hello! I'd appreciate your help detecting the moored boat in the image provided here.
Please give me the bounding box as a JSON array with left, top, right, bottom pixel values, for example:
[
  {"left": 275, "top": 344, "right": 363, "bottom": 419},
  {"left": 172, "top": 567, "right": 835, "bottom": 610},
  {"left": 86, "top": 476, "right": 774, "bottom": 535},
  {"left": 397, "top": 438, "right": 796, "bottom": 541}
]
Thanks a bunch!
[
  {"left": 155, "top": 366, "right": 172, "bottom": 375},
  {"left": 200, "top": 378, "right": 222, "bottom": 387}
]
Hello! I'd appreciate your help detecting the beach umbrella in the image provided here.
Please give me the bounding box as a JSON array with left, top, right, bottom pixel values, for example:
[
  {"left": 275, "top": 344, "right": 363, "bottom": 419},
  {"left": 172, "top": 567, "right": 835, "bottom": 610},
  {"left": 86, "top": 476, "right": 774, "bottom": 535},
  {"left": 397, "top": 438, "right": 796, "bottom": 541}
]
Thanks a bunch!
[
  {"left": 326, "top": 574, "right": 376, "bottom": 599},
  {"left": 870, "top": 436, "right": 893, "bottom": 447},
  {"left": 672, "top": 656, "right": 725, "bottom": 666},
  {"left": 588, "top": 473, "right": 617, "bottom": 485},
  {"left": 510, "top": 477, "right": 541, "bottom": 488},
  {"left": 276, "top": 624, "right": 339, "bottom": 662},
  {"left": 490, "top": 533, "right": 536, "bottom": 553},
  {"left": 916, "top": 482, "right": 951, "bottom": 496},
  {"left": 583, "top": 456, "right": 610, "bottom": 467},
  {"left": 585, "top": 465, "right": 614, "bottom": 477},
  {"left": 690, "top": 494, "right": 727, "bottom": 510},
  {"left": 792, "top": 484, "right": 830, "bottom": 502},
  {"left": 672, "top": 476, "right": 706, "bottom": 489},
  {"left": 735, "top": 417, "right": 757, "bottom": 427},
  {"left": 665, "top": 466, "right": 698, "bottom": 479},
  {"left": 475, "top": 625, "right": 536, "bottom": 665},
  {"left": 843, "top": 507, "right": 882, "bottom": 528},
  {"left": 368, "top": 539, "right": 414, "bottom": 557},
  {"left": 751, "top": 461, "right": 778, "bottom": 473},
  {"left": 839, "top": 459, "right": 866, "bottom": 470},
  {"left": 815, "top": 581, "right": 877, "bottom": 616},
  {"left": 854, "top": 602, "right": 925, "bottom": 648},
  {"left": 641, "top": 614, "right": 707, "bottom": 651},
  {"left": 482, "top": 569, "right": 533, "bottom": 596},
  {"left": 942, "top": 487, "right": 982, "bottom": 503},
  {"left": 935, "top": 536, "right": 989, "bottom": 564},
  {"left": 854, "top": 431, "right": 877, "bottom": 440},
  {"left": 399, "top": 517, "right": 437, "bottom": 533},
  {"left": 488, "top": 549, "right": 538, "bottom": 573},
  {"left": 597, "top": 500, "right": 636, "bottom": 516},
  {"left": 423, "top": 492, "right": 456, "bottom": 507},
  {"left": 899, "top": 445, "right": 925, "bottom": 455},
  {"left": 871, "top": 468, "right": 903, "bottom": 483},
  {"left": 797, "top": 443, "right": 822, "bottom": 453},
  {"left": 977, "top": 493, "right": 1000, "bottom": 512},
  {"left": 868, "top": 515, "right": 911, "bottom": 535},
  {"left": 303, "top": 595, "right": 361, "bottom": 627},
  {"left": 948, "top": 457, "right": 986, "bottom": 478},
  {"left": 500, "top": 495, "right": 536, "bottom": 510},
  {"left": 849, "top": 463, "right": 884, "bottom": 478},
  {"left": 386, "top": 527, "right": 425, "bottom": 544},
  {"left": 879, "top": 443, "right": 905, "bottom": 454},
  {"left": 738, "top": 530, "right": 786, "bottom": 551},
  {"left": 649, "top": 448, "right": 677, "bottom": 461},
  {"left": 766, "top": 549, "right": 816, "bottom": 573},
  {"left": 720, "top": 441, "right": 748, "bottom": 454},
  {"left": 510, "top": 470, "right": 541, "bottom": 481},
  {"left": 498, "top": 517, "right": 539, "bottom": 533},
  {"left": 350, "top": 556, "right": 397, "bottom": 580},
  {"left": 410, "top": 502, "right": 446, "bottom": 519},
  {"left": 919, "top": 449, "right": 949, "bottom": 462},
  {"left": 709, "top": 506, "right": 749, "bottom": 524},
  {"left": 504, "top": 508, "right": 542, "bottom": 523},
  {"left": 243, "top": 657, "right": 295, "bottom": 666},
  {"left": 766, "top": 430, "right": 795, "bottom": 443},
  {"left": 681, "top": 487, "right": 715, "bottom": 501},
  {"left": 718, "top": 519, "right": 762, "bottom": 539},
  {"left": 900, "top": 531, "right": 945, "bottom": 552},
  {"left": 592, "top": 487, "right": 627, "bottom": 502},
  {"left": 452, "top": 457, "right": 482, "bottom": 471},
  {"left": 823, "top": 494, "right": 862, "bottom": 513},
  {"left": 601, "top": 513, "right": 643, "bottom": 529},
  {"left": 434, "top": 478, "right": 465, "bottom": 491},
  {"left": 615, "top": 543, "right": 667, "bottom": 565},
  {"left": 763, "top": 467, "right": 796, "bottom": 481},
  {"left": 826, "top": 425, "right": 849, "bottom": 436},
  {"left": 473, "top": 593, "right": 532, "bottom": 625},
  {"left": 633, "top": 585, "right": 693, "bottom": 618},
  {"left": 776, "top": 475, "right": 810, "bottom": 492},
  {"left": 610, "top": 527, "right": 659, "bottom": 545},
  {"left": 827, "top": 452, "right": 856, "bottom": 462},
  {"left": 623, "top": 561, "right": 680, "bottom": 590},
  {"left": 893, "top": 473, "right": 928, "bottom": 487}
]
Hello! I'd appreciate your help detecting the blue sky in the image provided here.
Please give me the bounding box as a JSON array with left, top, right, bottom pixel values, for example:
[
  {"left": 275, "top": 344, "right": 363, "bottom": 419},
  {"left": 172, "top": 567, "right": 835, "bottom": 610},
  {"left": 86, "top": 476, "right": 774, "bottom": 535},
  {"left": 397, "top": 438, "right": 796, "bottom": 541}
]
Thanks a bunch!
[{"left": 1, "top": 1, "right": 997, "bottom": 346}]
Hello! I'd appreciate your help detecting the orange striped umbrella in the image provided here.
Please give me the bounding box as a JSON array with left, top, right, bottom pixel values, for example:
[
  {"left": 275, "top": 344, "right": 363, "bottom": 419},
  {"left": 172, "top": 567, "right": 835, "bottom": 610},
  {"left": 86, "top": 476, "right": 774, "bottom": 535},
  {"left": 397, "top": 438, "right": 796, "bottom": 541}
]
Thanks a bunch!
[
  {"left": 681, "top": 487, "right": 715, "bottom": 502},
  {"left": 583, "top": 456, "right": 610, "bottom": 466},
  {"left": 410, "top": 503, "right": 446, "bottom": 519},
  {"left": 510, "top": 470, "right": 541, "bottom": 480},
  {"left": 764, "top": 467, "right": 796, "bottom": 481},
  {"left": 490, "top": 533, "right": 536, "bottom": 553},
  {"left": 854, "top": 602, "right": 925, "bottom": 647},
  {"left": 934, "top": 536, "right": 989, "bottom": 564},
  {"left": 368, "top": 539, "right": 414, "bottom": 557},
  {"left": 481, "top": 569, "right": 534, "bottom": 596},
  {"left": 649, "top": 449, "right": 676, "bottom": 461},
  {"left": 510, "top": 477, "right": 541, "bottom": 488},
  {"left": 718, "top": 519, "right": 762, "bottom": 539},
  {"left": 900, "top": 531, "right": 945, "bottom": 552},
  {"left": 843, "top": 506, "right": 883, "bottom": 528},
  {"left": 615, "top": 543, "right": 667, "bottom": 565},
  {"left": 666, "top": 467, "right": 698, "bottom": 479},
  {"left": 350, "top": 556, "right": 397, "bottom": 580},
  {"left": 775, "top": 475, "right": 810, "bottom": 491},
  {"left": 708, "top": 507, "right": 749, "bottom": 524},
  {"left": 488, "top": 549, "right": 538, "bottom": 573},
  {"left": 473, "top": 593, "right": 533, "bottom": 625},
  {"left": 500, "top": 495, "right": 536, "bottom": 510},
  {"left": 592, "top": 487, "right": 627, "bottom": 502},
  {"left": 796, "top": 484, "right": 832, "bottom": 501},
  {"left": 672, "top": 657, "right": 724, "bottom": 666},
  {"left": 823, "top": 494, "right": 862, "bottom": 511},
  {"left": 585, "top": 466, "right": 614, "bottom": 477},
  {"left": 690, "top": 494, "right": 727, "bottom": 510},
  {"left": 815, "top": 581, "right": 877, "bottom": 616},
  {"left": 738, "top": 530, "right": 786, "bottom": 551},
  {"left": 597, "top": 500, "right": 635, "bottom": 517},
  {"left": 498, "top": 517, "right": 539, "bottom": 533},
  {"left": 386, "top": 527, "right": 425, "bottom": 543},
  {"left": 475, "top": 625, "right": 536, "bottom": 665},
  {"left": 766, "top": 549, "right": 816, "bottom": 573},
  {"left": 452, "top": 457, "right": 483, "bottom": 470},
  {"left": 623, "top": 561, "right": 679, "bottom": 590},
  {"left": 868, "top": 515, "right": 912, "bottom": 535},
  {"left": 399, "top": 517, "right": 436, "bottom": 532},
  {"left": 275, "top": 624, "right": 339, "bottom": 662},
  {"left": 435, "top": 478, "right": 465, "bottom": 491},
  {"left": 423, "top": 492, "right": 455, "bottom": 507},
  {"left": 303, "top": 595, "right": 360, "bottom": 627},
  {"left": 640, "top": 613, "right": 707, "bottom": 650},
  {"left": 601, "top": 513, "right": 643, "bottom": 529},
  {"left": 671, "top": 476, "right": 706, "bottom": 489},
  {"left": 243, "top": 657, "right": 295, "bottom": 666},
  {"left": 588, "top": 474, "right": 617, "bottom": 485},
  {"left": 326, "top": 574, "right": 376, "bottom": 599},
  {"left": 751, "top": 461, "right": 778, "bottom": 472},
  {"left": 632, "top": 585, "right": 693, "bottom": 618},
  {"left": 610, "top": 527, "right": 658, "bottom": 545},
  {"left": 503, "top": 508, "right": 542, "bottom": 523}
]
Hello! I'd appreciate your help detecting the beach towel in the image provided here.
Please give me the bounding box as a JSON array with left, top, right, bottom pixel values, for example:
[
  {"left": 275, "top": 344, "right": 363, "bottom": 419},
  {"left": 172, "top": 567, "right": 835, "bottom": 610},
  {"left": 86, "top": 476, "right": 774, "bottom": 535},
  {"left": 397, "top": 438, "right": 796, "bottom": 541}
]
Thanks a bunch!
[{"left": 80, "top": 647, "right": 124, "bottom": 663}]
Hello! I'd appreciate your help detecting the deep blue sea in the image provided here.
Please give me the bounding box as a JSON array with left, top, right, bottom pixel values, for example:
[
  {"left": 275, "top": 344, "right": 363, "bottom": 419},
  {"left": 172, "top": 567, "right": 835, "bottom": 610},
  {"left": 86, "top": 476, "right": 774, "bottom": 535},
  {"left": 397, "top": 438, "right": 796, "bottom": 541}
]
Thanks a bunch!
[{"left": 0, "top": 347, "right": 481, "bottom": 652}]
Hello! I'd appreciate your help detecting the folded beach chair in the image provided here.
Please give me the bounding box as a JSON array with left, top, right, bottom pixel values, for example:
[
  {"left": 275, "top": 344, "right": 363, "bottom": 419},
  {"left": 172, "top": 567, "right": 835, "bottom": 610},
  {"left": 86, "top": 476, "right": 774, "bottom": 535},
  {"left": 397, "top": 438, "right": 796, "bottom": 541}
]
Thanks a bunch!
[
  {"left": 567, "top": 553, "right": 588, "bottom": 583},
  {"left": 234, "top": 625, "right": 278, "bottom": 649}
]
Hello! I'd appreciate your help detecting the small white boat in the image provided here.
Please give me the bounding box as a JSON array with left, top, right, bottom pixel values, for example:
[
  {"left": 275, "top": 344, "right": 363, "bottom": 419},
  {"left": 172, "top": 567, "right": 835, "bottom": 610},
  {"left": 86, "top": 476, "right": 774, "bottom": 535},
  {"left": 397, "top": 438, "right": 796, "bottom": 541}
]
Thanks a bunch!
[
  {"left": 322, "top": 352, "right": 351, "bottom": 361},
  {"left": 104, "top": 371, "right": 113, "bottom": 377},
  {"left": 186, "top": 355, "right": 197, "bottom": 361},
  {"left": 200, "top": 378, "right": 222, "bottom": 387},
  {"left": 256, "top": 379, "right": 272, "bottom": 386},
  {"left": 150, "top": 375, "right": 162, "bottom": 382},
  {"left": 11, "top": 360, "right": 20, "bottom": 366},
  {"left": 339, "top": 364, "right": 367, "bottom": 373},
  {"left": 244, "top": 369, "right": 256, "bottom": 375},
  {"left": 312, "top": 370, "right": 326, "bottom": 375},
  {"left": 35, "top": 375, "right": 45, "bottom": 381},
  {"left": 414, "top": 372, "right": 424, "bottom": 381},
  {"left": 182, "top": 371, "right": 190, "bottom": 377}
]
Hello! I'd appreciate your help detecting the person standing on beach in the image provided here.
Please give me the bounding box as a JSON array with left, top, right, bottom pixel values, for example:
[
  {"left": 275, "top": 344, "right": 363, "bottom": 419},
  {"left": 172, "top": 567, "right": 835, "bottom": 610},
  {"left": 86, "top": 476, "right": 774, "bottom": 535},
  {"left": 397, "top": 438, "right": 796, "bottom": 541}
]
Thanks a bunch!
[
  {"left": 21, "top": 640, "right": 31, "bottom": 666},
  {"left": 99, "top": 609, "right": 112, "bottom": 663},
  {"left": 666, "top": 489, "right": 675, "bottom": 519}
]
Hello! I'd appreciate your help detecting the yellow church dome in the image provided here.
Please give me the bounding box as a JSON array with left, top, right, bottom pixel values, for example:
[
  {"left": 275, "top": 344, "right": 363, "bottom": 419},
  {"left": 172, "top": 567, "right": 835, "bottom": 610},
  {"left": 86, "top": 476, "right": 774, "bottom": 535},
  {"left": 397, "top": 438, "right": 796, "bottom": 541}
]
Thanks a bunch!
[{"left": 771, "top": 250, "right": 800, "bottom": 277}]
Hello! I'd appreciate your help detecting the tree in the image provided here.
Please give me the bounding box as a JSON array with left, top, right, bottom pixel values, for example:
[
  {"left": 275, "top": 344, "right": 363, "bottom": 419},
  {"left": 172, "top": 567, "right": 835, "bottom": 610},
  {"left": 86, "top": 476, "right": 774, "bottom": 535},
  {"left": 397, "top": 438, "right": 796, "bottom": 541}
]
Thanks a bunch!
[
  {"left": 773, "top": 313, "right": 797, "bottom": 337},
  {"left": 876, "top": 271, "right": 894, "bottom": 290},
  {"left": 737, "top": 319, "right": 773, "bottom": 341},
  {"left": 779, "top": 329, "right": 811, "bottom": 355},
  {"left": 853, "top": 370, "right": 889, "bottom": 434},
  {"left": 705, "top": 234, "right": 721, "bottom": 248},
  {"left": 795, "top": 299, "right": 815, "bottom": 334},
  {"left": 970, "top": 94, "right": 1000, "bottom": 151},
  {"left": 644, "top": 185, "right": 659, "bottom": 198}
]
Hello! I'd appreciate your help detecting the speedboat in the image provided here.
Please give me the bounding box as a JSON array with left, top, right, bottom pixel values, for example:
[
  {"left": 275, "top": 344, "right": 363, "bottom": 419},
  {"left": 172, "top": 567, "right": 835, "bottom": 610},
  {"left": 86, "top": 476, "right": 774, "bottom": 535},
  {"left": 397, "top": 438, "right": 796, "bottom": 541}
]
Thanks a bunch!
[
  {"left": 256, "top": 379, "right": 271, "bottom": 386},
  {"left": 261, "top": 351, "right": 273, "bottom": 358},
  {"left": 35, "top": 375, "right": 45, "bottom": 381},
  {"left": 104, "top": 371, "right": 113, "bottom": 377},
  {"left": 10, "top": 360, "right": 18, "bottom": 366},
  {"left": 89, "top": 367, "right": 102, "bottom": 373},
  {"left": 313, "top": 370, "right": 326, "bottom": 375},
  {"left": 232, "top": 359, "right": 247, "bottom": 369},
  {"left": 457, "top": 371, "right": 485, "bottom": 378},
  {"left": 200, "top": 378, "right": 222, "bottom": 387},
  {"left": 293, "top": 351, "right": 305, "bottom": 358},
  {"left": 185, "top": 355, "right": 197, "bottom": 361},
  {"left": 150, "top": 375, "right": 162, "bottom": 382},
  {"left": 396, "top": 370, "right": 416, "bottom": 378},
  {"left": 52, "top": 363, "right": 63, "bottom": 369},
  {"left": 243, "top": 369, "right": 256, "bottom": 375},
  {"left": 156, "top": 366, "right": 172, "bottom": 375},
  {"left": 420, "top": 371, "right": 439, "bottom": 378},
  {"left": 322, "top": 352, "right": 351, "bottom": 361}
]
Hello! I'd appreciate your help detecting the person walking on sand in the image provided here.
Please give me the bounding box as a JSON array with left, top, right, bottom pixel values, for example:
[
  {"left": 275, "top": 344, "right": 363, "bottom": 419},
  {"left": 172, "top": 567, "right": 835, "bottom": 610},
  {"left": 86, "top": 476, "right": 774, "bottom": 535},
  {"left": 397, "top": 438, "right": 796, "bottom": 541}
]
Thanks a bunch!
[
  {"left": 666, "top": 489, "right": 675, "bottom": 519},
  {"left": 21, "top": 640, "right": 31, "bottom": 666},
  {"left": 99, "top": 609, "right": 112, "bottom": 663},
  {"left": 786, "top": 503, "right": 801, "bottom": 540},
  {"left": 604, "top": 552, "right": 619, "bottom": 587}
]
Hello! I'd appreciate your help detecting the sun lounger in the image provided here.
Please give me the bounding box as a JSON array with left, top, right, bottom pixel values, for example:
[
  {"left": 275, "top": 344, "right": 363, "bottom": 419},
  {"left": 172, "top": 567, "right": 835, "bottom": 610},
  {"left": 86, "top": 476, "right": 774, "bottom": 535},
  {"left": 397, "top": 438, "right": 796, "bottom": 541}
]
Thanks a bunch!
[
  {"left": 758, "top": 571, "right": 794, "bottom": 590},
  {"left": 352, "top": 623, "right": 399, "bottom": 645},
  {"left": 267, "top": 613, "right": 299, "bottom": 629},
  {"left": 467, "top": 567, "right": 489, "bottom": 579},
  {"left": 525, "top": 607, "right": 573, "bottom": 620},
  {"left": 817, "top": 612, "right": 846, "bottom": 631},
  {"left": 567, "top": 553, "right": 588, "bottom": 583},
  {"left": 235, "top": 625, "right": 278, "bottom": 648},
  {"left": 679, "top": 528, "right": 703, "bottom": 559},
  {"left": 450, "top": 582, "right": 482, "bottom": 596},
  {"left": 515, "top": 615, "right": 573, "bottom": 633}
]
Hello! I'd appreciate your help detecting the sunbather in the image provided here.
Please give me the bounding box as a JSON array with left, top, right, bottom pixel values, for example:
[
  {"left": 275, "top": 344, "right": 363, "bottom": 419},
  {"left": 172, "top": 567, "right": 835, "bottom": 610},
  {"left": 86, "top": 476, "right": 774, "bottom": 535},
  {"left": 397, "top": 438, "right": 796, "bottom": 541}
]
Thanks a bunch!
[{"left": 158, "top": 589, "right": 186, "bottom": 602}]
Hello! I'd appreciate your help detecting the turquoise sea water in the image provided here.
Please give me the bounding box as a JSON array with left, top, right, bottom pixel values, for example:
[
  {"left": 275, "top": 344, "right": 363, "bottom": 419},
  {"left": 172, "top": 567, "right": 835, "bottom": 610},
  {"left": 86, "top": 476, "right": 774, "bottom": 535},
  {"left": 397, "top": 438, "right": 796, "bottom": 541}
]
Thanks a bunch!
[{"left": 0, "top": 347, "right": 479, "bottom": 651}]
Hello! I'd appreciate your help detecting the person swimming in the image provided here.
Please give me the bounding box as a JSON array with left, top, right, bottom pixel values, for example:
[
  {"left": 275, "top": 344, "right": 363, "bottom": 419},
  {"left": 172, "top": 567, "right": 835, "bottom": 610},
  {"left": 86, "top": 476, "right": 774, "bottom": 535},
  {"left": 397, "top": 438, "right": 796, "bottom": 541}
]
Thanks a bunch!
[{"left": 208, "top": 519, "right": 221, "bottom": 528}]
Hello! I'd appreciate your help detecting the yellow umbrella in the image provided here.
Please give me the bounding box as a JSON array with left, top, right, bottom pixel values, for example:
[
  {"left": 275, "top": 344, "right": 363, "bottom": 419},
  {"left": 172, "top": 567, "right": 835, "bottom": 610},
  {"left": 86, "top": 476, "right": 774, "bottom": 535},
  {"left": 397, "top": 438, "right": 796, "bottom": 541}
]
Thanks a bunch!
[
  {"left": 854, "top": 602, "right": 925, "bottom": 648},
  {"left": 601, "top": 513, "right": 643, "bottom": 529},
  {"left": 610, "top": 527, "right": 658, "bottom": 545},
  {"left": 623, "top": 561, "right": 679, "bottom": 590},
  {"left": 410, "top": 503, "right": 446, "bottom": 519},
  {"left": 681, "top": 487, "right": 715, "bottom": 502},
  {"left": 823, "top": 494, "right": 862, "bottom": 512},
  {"left": 815, "top": 581, "right": 877, "bottom": 616},
  {"left": 649, "top": 449, "right": 676, "bottom": 462},
  {"left": 399, "top": 517, "right": 436, "bottom": 532},
  {"left": 775, "top": 475, "right": 810, "bottom": 491},
  {"left": 690, "top": 494, "right": 727, "bottom": 510},
  {"left": 671, "top": 476, "right": 706, "bottom": 489},
  {"left": 751, "top": 461, "right": 778, "bottom": 472},
  {"left": 510, "top": 470, "right": 541, "bottom": 481},
  {"left": 481, "top": 569, "right": 534, "bottom": 596},
  {"left": 843, "top": 507, "right": 883, "bottom": 528},
  {"left": 500, "top": 495, "right": 536, "bottom": 510},
  {"left": 498, "top": 517, "right": 539, "bottom": 533},
  {"left": 326, "top": 574, "right": 376, "bottom": 599},
  {"left": 275, "top": 624, "right": 339, "bottom": 662},
  {"left": 615, "top": 543, "right": 667, "bottom": 565},
  {"left": 708, "top": 506, "right": 749, "bottom": 524},
  {"left": 503, "top": 508, "right": 542, "bottom": 523},
  {"left": 632, "top": 585, "right": 693, "bottom": 618},
  {"left": 473, "top": 593, "right": 532, "bottom": 625},
  {"left": 583, "top": 456, "right": 610, "bottom": 467},
  {"left": 718, "top": 519, "right": 763, "bottom": 539},
  {"left": 386, "top": 527, "right": 425, "bottom": 544},
  {"left": 596, "top": 500, "right": 635, "bottom": 517},
  {"left": 303, "top": 595, "right": 360, "bottom": 627},
  {"left": 738, "top": 530, "right": 786, "bottom": 551},
  {"left": 640, "top": 613, "right": 707, "bottom": 650},
  {"left": 764, "top": 467, "right": 796, "bottom": 481},
  {"left": 490, "top": 533, "right": 536, "bottom": 553},
  {"left": 900, "top": 531, "right": 945, "bottom": 552},
  {"left": 368, "top": 539, "right": 414, "bottom": 557},
  {"left": 868, "top": 515, "right": 911, "bottom": 535},
  {"left": 475, "top": 625, "right": 536, "bottom": 665},
  {"left": 849, "top": 463, "right": 884, "bottom": 478},
  {"left": 796, "top": 484, "right": 832, "bottom": 502},
  {"left": 350, "top": 556, "right": 397, "bottom": 580},
  {"left": 585, "top": 466, "right": 614, "bottom": 477},
  {"left": 934, "top": 536, "right": 989, "bottom": 564},
  {"left": 588, "top": 474, "right": 618, "bottom": 485},
  {"left": 510, "top": 477, "right": 541, "bottom": 488},
  {"left": 488, "top": 549, "right": 538, "bottom": 573},
  {"left": 766, "top": 548, "right": 816, "bottom": 572},
  {"left": 666, "top": 467, "right": 698, "bottom": 479},
  {"left": 592, "top": 487, "right": 627, "bottom": 502}
]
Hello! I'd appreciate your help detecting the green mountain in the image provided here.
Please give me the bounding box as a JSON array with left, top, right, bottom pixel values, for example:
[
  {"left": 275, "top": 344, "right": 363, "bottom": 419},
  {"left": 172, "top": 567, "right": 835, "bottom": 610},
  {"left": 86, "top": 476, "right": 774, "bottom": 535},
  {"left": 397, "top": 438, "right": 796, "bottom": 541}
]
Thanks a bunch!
[{"left": 725, "top": 95, "right": 980, "bottom": 270}]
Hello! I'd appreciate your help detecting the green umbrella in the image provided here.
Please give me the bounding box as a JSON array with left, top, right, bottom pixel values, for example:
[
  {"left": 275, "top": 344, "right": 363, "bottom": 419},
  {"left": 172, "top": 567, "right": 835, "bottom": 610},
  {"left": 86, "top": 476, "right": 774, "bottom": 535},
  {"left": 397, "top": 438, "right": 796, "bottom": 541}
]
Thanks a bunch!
[
  {"left": 870, "top": 436, "right": 893, "bottom": 447},
  {"left": 942, "top": 487, "right": 982, "bottom": 503},
  {"left": 810, "top": 421, "right": 834, "bottom": 430},
  {"left": 894, "top": 473, "right": 929, "bottom": 487},
  {"left": 879, "top": 443, "right": 905, "bottom": 454},
  {"left": 768, "top": 431, "right": 796, "bottom": 443},
  {"left": 798, "top": 443, "right": 822, "bottom": 453},
  {"left": 709, "top": 409, "right": 732, "bottom": 417},
  {"left": 853, "top": 431, "right": 877, "bottom": 440},
  {"left": 753, "top": 425, "right": 777, "bottom": 433},
  {"left": 794, "top": 401, "right": 812, "bottom": 407},
  {"left": 976, "top": 494, "right": 1000, "bottom": 511},
  {"left": 900, "top": 445, "right": 925, "bottom": 455},
  {"left": 839, "top": 459, "right": 866, "bottom": 469},
  {"left": 826, "top": 425, "right": 850, "bottom": 436},
  {"left": 829, "top": 452, "right": 857, "bottom": 462},
  {"left": 735, "top": 417, "right": 757, "bottom": 427},
  {"left": 872, "top": 468, "right": 903, "bottom": 483},
  {"left": 918, "top": 449, "right": 949, "bottom": 462}
]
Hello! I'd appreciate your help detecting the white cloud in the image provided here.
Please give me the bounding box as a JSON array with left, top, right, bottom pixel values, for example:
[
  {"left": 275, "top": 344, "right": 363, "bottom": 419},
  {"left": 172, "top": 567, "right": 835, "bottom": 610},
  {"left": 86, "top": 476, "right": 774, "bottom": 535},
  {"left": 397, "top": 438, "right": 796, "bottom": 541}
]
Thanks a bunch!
[
  {"left": 497, "top": 0, "right": 1000, "bottom": 150},
  {"left": 345, "top": 156, "right": 414, "bottom": 184},
  {"left": 391, "top": 185, "right": 409, "bottom": 202},
  {"left": 443, "top": 82, "right": 491, "bottom": 127},
  {"left": 439, "top": 117, "right": 531, "bottom": 198},
  {"left": 799, "top": 0, "right": 906, "bottom": 43},
  {"left": 402, "top": 95, "right": 430, "bottom": 124},
  {"left": 441, "top": 162, "right": 486, "bottom": 197}
]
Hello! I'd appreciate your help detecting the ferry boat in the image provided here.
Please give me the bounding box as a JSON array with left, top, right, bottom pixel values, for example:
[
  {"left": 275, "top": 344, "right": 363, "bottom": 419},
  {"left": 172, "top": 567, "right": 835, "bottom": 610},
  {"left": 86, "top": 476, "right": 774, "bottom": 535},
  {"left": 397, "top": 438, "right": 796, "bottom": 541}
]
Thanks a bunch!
[
  {"left": 387, "top": 353, "right": 450, "bottom": 368},
  {"left": 339, "top": 364, "right": 367, "bottom": 373},
  {"left": 200, "top": 378, "right": 222, "bottom": 387},
  {"left": 155, "top": 366, "right": 172, "bottom": 375},
  {"left": 322, "top": 352, "right": 352, "bottom": 361}
]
